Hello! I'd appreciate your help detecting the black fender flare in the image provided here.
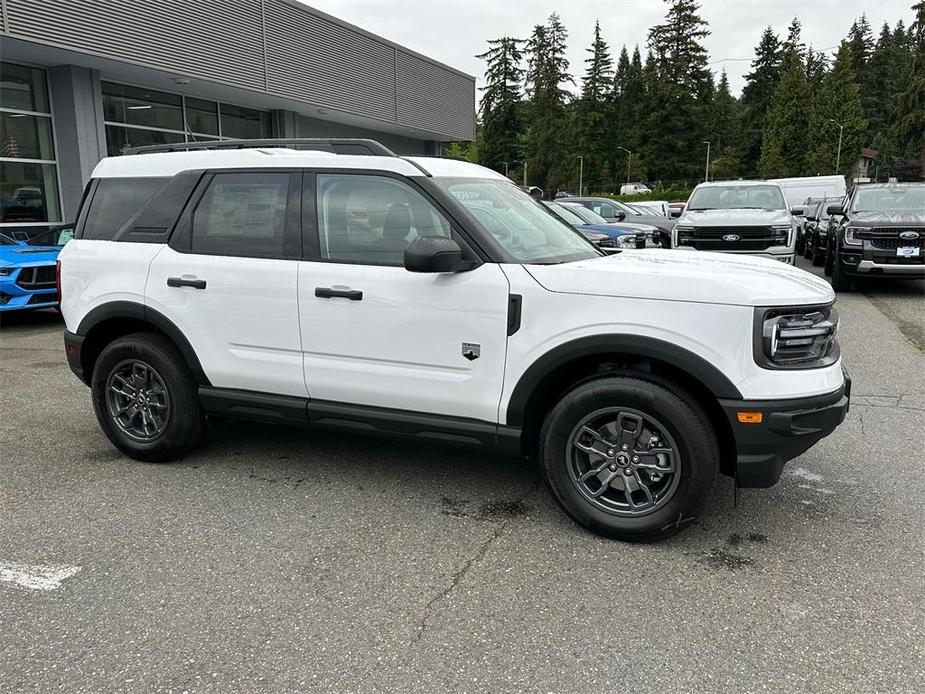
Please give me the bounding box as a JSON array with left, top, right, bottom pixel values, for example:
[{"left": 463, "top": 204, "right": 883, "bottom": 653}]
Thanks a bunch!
[
  {"left": 76, "top": 301, "right": 211, "bottom": 386},
  {"left": 505, "top": 334, "right": 743, "bottom": 427}
]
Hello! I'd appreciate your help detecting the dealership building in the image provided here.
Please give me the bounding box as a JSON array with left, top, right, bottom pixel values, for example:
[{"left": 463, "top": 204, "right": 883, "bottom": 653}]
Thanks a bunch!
[{"left": 0, "top": 0, "right": 476, "bottom": 232}]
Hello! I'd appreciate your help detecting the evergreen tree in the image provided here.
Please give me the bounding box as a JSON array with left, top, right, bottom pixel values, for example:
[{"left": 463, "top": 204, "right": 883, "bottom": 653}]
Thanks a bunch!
[
  {"left": 711, "top": 70, "right": 739, "bottom": 163},
  {"left": 574, "top": 21, "right": 614, "bottom": 193},
  {"left": 893, "top": 1, "right": 925, "bottom": 178},
  {"left": 612, "top": 46, "right": 647, "bottom": 186},
  {"left": 642, "top": 0, "right": 712, "bottom": 180},
  {"left": 475, "top": 37, "right": 524, "bottom": 173},
  {"left": 805, "top": 43, "right": 867, "bottom": 178},
  {"left": 783, "top": 17, "right": 807, "bottom": 64},
  {"left": 760, "top": 48, "right": 811, "bottom": 177},
  {"left": 846, "top": 14, "right": 879, "bottom": 143},
  {"left": 523, "top": 13, "right": 573, "bottom": 190},
  {"left": 805, "top": 47, "right": 830, "bottom": 86},
  {"left": 739, "top": 27, "right": 783, "bottom": 175}
]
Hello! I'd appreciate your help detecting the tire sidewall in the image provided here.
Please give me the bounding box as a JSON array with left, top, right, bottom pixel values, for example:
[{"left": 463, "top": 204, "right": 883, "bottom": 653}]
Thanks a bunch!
[
  {"left": 91, "top": 334, "right": 202, "bottom": 461},
  {"left": 541, "top": 376, "right": 716, "bottom": 541}
]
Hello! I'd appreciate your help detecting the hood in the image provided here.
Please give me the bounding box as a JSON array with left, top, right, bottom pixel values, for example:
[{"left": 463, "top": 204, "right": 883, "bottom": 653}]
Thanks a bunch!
[
  {"left": 0, "top": 245, "right": 61, "bottom": 266},
  {"left": 611, "top": 221, "right": 659, "bottom": 233},
  {"left": 626, "top": 213, "right": 674, "bottom": 231},
  {"left": 577, "top": 223, "right": 635, "bottom": 237},
  {"left": 847, "top": 210, "right": 925, "bottom": 225},
  {"left": 525, "top": 249, "right": 834, "bottom": 307},
  {"left": 679, "top": 208, "right": 791, "bottom": 226}
]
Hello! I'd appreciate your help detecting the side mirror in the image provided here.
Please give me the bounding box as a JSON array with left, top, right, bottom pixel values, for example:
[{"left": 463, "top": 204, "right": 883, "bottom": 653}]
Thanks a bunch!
[
  {"left": 403, "top": 236, "right": 474, "bottom": 273},
  {"left": 791, "top": 207, "right": 804, "bottom": 216},
  {"left": 613, "top": 211, "right": 626, "bottom": 221},
  {"left": 826, "top": 204, "right": 844, "bottom": 216}
]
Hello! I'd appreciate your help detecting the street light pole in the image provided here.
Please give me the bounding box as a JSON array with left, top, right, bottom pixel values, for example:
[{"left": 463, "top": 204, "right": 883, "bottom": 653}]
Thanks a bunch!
[
  {"left": 616, "top": 146, "right": 632, "bottom": 187},
  {"left": 702, "top": 140, "right": 711, "bottom": 182},
  {"left": 523, "top": 161, "right": 528, "bottom": 188},
  {"left": 828, "top": 118, "right": 844, "bottom": 174},
  {"left": 575, "top": 154, "right": 584, "bottom": 196},
  {"left": 501, "top": 161, "right": 509, "bottom": 177}
]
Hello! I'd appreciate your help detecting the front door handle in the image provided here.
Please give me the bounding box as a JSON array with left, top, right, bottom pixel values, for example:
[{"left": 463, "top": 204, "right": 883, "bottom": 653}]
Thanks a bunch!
[
  {"left": 315, "top": 287, "right": 363, "bottom": 301},
  {"left": 167, "top": 277, "right": 207, "bottom": 290}
]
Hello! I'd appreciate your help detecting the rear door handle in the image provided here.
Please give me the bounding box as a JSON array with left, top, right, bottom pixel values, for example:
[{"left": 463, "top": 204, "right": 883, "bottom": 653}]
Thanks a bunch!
[
  {"left": 167, "top": 277, "right": 207, "bottom": 290},
  {"left": 315, "top": 287, "right": 363, "bottom": 301}
]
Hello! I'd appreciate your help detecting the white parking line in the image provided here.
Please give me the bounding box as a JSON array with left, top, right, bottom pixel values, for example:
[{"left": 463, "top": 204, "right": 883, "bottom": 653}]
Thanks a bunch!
[{"left": 0, "top": 561, "right": 81, "bottom": 591}]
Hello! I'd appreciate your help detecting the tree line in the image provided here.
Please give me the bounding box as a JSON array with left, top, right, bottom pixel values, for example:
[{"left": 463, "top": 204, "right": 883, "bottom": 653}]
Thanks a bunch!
[{"left": 448, "top": 0, "right": 925, "bottom": 195}]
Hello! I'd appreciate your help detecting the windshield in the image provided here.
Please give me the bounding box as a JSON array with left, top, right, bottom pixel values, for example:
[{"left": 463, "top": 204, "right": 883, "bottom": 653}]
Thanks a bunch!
[
  {"left": 0, "top": 233, "right": 19, "bottom": 246},
  {"left": 545, "top": 202, "right": 585, "bottom": 226},
  {"left": 851, "top": 186, "right": 925, "bottom": 212},
  {"left": 687, "top": 184, "right": 786, "bottom": 211},
  {"left": 25, "top": 227, "right": 73, "bottom": 246},
  {"left": 435, "top": 178, "right": 601, "bottom": 264},
  {"left": 564, "top": 203, "right": 608, "bottom": 225}
]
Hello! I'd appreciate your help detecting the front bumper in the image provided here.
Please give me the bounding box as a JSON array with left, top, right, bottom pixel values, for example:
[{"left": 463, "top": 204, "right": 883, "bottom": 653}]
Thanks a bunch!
[
  {"left": 0, "top": 273, "right": 58, "bottom": 311},
  {"left": 719, "top": 370, "right": 851, "bottom": 488}
]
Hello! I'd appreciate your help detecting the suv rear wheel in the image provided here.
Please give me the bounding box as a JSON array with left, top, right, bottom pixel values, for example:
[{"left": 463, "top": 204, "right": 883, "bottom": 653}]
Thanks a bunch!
[
  {"left": 91, "top": 332, "right": 205, "bottom": 462},
  {"left": 539, "top": 373, "right": 717, "bottom": 543}
]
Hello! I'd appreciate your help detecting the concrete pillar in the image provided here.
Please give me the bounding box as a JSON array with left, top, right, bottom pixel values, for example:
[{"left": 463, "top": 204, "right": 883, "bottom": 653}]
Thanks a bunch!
[{"left": 47, "top": 65, "right": 106, "bottom": 221}]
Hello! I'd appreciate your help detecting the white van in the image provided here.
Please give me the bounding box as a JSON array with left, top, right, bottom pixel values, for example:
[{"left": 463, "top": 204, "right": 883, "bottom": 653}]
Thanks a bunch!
[
  {"left": 620, "top": 182, "right": 651, "bottom": 195},
  {"left": 772, "top": 175, "right": 847, "bottom": 210},
  {"left": 632, "top": 200, "right": 671, "bottom": 217}
]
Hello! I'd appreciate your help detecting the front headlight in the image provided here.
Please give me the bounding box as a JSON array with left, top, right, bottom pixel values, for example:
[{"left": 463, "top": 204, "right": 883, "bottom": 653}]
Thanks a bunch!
[
  {"left": 0, "top": 267, "right": 12, "bottom": 276},
  {"left": 770, "top": 224, "right": 792, "bottom": 246},
  {"left": 754, "top": 305, "right": 840, "bottom": 369},
  {"left": 616, "top": 234, "right": 638, "bottom": 249},
  {"left": 843, "top": 226, "right": 863, "bottom": 246}
]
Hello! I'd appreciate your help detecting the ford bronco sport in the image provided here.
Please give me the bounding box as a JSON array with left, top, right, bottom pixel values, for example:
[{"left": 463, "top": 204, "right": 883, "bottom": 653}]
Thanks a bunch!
[{"left": 59, "top": 139, "right": 849, "bottom": 542}]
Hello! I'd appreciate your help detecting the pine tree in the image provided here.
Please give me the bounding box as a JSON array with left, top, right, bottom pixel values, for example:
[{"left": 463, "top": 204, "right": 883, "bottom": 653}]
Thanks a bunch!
[
  {"left": 846, "top": 14, "right": 879, "bottom": 144},
  {"left": 805, "top": 43, "right": 867, "bottom": 178},
  {"left": 805, "top": 47, "right": 829, "bottom": 86},
  {"left": 760, "top": 48, "right": 811, "bottom": 177},
  {"left": 523, "top": 13, "right": 573, "bottom": 191},
  {"left": 893, "top": 1, "right": 925, "bottom": 178},
  {"left": 739, "top": 27, "right": 783, "bottom": 176},
  {"left": 573, "top": 20, "right": 614, "bottom": 193},
  {"left": 711, "top": 70, "right": 740, "bottom": 162},
  {"left": 783, "top": 17, "right": 807, "bottom": 64},
  {"left": 475, "top": 37, "right": 524, "bottom": 174},
  {"left": 642, "top": 0, "right": 712, "bottom": 180}
]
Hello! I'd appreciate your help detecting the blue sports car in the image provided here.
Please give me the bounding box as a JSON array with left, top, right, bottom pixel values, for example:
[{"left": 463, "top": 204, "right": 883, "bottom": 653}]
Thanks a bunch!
[{"left": 0, "top": 225, "right": 72, "bottom": 312}]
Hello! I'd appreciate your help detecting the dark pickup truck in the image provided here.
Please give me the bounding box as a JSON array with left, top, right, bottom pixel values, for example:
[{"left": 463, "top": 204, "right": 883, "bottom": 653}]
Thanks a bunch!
[{"left": 825, "top": 183, "right": 925, "bottom": 291}]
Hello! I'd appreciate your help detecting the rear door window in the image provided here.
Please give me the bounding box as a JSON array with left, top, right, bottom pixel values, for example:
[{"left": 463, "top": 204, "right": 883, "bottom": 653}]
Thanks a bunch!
[
  {"left": 191, "top": 172, "right": 297, "bottom": 258},
  {"left": 81, "top": 177, "right": 168, "bottom": 239}
]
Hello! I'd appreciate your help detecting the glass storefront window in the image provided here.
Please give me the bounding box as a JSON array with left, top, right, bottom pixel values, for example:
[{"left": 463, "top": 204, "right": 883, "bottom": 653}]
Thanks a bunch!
[
  {"left": 105, "top": 125, "right": 184, "bottom": 157},
  {"left": 0, "top": 161, "right": 61, "bottom": 223},
  {"left": 0, "top": 112, "right": 55, "bottom": 160},
  {"left": 102, "top": 83, "right": 183, "bottom": 131},
  {"left": 220, "top": 103, "right": 272, "bottom": 139},
  {"left": 185, "top": 97, "right": 219, "bottom": 136},
  {"left": 0, "top": 63, "right": 50, "bottom": 113},
  {"left": 1, "top": 62, "right": 60, "bottom": 225}
]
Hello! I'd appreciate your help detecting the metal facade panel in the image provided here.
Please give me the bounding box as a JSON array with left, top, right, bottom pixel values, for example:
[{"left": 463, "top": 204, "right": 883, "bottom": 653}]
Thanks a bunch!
[
  {"left": 396, "top": 49, "right": 474, "bottom": 140},
  {"left": 5, "top": 0, "right": 267, "bottom": 90},
  {"left": 263, "top": 0, "right": 395, "bottom": 121}
]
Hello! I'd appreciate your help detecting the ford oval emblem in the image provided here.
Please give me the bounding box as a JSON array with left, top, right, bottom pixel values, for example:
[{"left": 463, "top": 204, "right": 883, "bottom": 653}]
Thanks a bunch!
[
  {"left": 722, "top": 234, "right": 740, "bottom": 242},
  {"left": 899, "top": 231, "right": 920, "bottom": 240}
]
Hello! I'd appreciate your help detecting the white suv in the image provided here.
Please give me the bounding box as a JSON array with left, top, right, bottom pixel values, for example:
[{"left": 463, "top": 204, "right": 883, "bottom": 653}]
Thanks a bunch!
[
  {"left": 674, "top": 180, "right": 797, "bottom": 263},
  {"left": 59, "top": 139, "right": 849, "bottom": 542}
]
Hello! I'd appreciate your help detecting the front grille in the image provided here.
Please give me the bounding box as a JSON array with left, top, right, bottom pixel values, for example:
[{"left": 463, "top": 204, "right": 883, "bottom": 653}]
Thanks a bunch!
[
  {"left": 677, "top": 226, "right": 786, "bottom": 251},
  {"left": 15, "top": 265, "right": 56, "bottom": 290},
  {"left": 596, "top": 237, "right": 615, "bottom": 248},
  {"left": 869, "top": 237, "right": 925, "bottom": 249}
]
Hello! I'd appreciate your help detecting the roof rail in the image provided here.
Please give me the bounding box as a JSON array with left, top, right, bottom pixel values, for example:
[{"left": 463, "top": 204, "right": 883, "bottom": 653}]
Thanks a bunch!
[{"left": 124, "top": 138, "right": 398, "bottom": 157}]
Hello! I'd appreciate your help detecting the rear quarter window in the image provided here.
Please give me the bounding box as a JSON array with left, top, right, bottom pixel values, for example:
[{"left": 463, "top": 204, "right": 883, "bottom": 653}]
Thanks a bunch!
[{"left": 81, "top": 177, "right": 168, "bottom": 240}]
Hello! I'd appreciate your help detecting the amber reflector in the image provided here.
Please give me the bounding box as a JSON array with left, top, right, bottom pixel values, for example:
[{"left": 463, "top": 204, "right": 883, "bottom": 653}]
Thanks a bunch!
[{"left": 737, "top": 411, "right": 763, "bottom": 424}]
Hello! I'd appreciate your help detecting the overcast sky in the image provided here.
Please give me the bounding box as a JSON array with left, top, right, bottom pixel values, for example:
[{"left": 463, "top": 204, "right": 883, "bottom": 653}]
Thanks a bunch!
[{"left": 306, "top": 0, "right": 915, "bottom": 96}]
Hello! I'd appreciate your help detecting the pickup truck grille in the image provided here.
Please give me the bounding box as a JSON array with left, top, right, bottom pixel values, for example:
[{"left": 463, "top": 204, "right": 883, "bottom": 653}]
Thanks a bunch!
[
  {"left": 677, "top": 226, "right": 785, "bottom": 251},
  {"left": 856, "top": 227, "right": 925, "bottom": 250},
  {"left": 16, "top": 265, "right": 56, "bottom": 290}
]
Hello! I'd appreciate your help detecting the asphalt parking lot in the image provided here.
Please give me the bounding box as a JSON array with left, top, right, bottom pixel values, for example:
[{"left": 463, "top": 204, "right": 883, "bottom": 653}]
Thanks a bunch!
[{"left": 1, "top": 255, "right": 923, "bottom": 694}]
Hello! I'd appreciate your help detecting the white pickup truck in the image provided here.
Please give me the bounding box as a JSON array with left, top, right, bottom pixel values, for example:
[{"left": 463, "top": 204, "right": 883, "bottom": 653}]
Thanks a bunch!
[{"left": 673, "top": 180, "right": 797, "bottom": 264}]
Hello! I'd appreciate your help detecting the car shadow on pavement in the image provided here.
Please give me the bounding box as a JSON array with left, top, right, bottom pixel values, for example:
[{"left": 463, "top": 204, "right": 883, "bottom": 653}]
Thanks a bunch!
[{"left": 0, "top": 308, "right": 62, "bottom": 330}]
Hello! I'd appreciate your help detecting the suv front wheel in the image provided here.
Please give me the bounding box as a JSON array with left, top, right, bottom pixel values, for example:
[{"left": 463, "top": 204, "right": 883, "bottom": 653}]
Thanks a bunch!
[
  {"left": 540, "top": 373, "right": 718, "bottom": 542},
  {"left": 91, "top": 332, "right": 205, "bottom": 462}
]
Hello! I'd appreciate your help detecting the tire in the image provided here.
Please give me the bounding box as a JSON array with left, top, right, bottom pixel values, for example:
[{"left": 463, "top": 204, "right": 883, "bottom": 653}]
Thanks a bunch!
[
  {"left": 539, "top": 373, "right": 718, "bottom": 543},
  {"left": 91, "top": 332, "right": 205, "bottom": 462},
  {"left": 830, "top": 254, "right": 853, "bottom": 292},
  {"left": 824, "top": 244, "right": 834, "bottom": 276},
  {"left": 811, "top": 239, "right": 825, "bottom": 266},
  {"left": 803, "top": 236, "right": 814, "bottom": 260},
  {"left": 795, "top": 236, "right": 804, "bottom": 255}
]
